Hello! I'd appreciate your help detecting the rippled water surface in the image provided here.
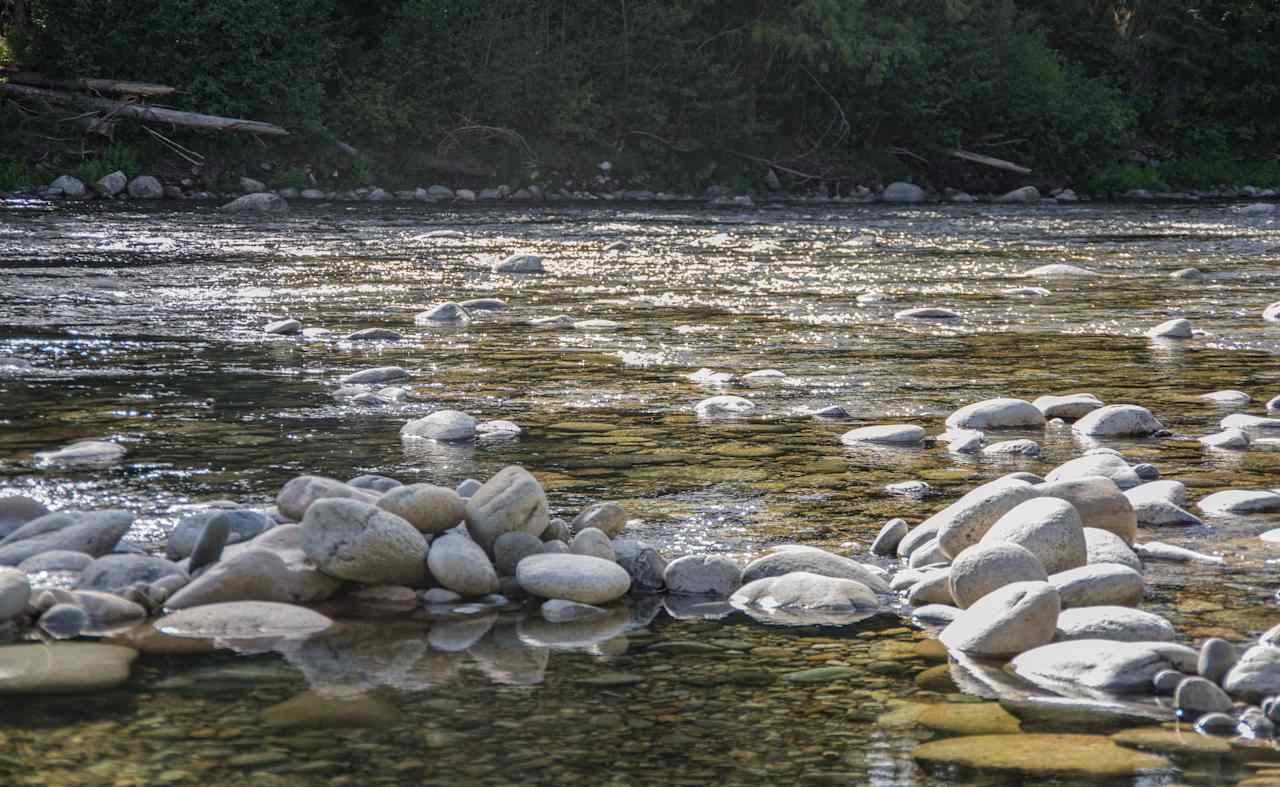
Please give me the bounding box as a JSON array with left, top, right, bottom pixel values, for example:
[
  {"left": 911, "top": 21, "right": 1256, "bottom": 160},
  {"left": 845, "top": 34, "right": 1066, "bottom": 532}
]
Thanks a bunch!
[{"left": 2, "top": 199, "right": 1279, "bottom": 785}]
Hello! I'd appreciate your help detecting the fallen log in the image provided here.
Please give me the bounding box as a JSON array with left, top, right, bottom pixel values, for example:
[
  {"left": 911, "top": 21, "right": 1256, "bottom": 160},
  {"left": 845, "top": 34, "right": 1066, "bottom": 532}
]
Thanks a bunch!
[
  {"left": 950, "top": 149, "right": 1032, "bottom": 175},
  {"left": 3, "top": 70, "right": 176, "bottom": 97},
  {"left": 0, "top": 83, "right": 288, "bottom": 136}
]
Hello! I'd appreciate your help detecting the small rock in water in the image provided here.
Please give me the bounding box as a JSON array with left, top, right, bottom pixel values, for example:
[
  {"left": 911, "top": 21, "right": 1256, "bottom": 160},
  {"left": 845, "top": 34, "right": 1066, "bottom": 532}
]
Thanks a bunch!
[
  {"left": 982, "top": 439, "right": 1041, "bottom": 458},
  {"left": 493, "top": 531, "right": 544, "bottom": 577},
  {"left": 1197, "top": 489, "right": 1280, "bottom": 515},
  {"left": 1002, "top": 286, "right": 1051, "bottom": 297},
  {"left": 886, "top": 480, "right": 931, "bottom": 496},
  {"left": 1133, "top": 541, "right": 1223, "bottom": 564},
  {"left": 947, "top": 398, "right": 1046, "bottom": 430},
  {"left": 1221, "top": 413, "right": 1280, "bottom": 430},
  {"left": 1152, "top": 669, "right": 1185, "bottom": 694},
  {"left": 1175, "top": 676, "right": 1234, "bottom": 717},
  {"left": 568, "top": 527, "right": 615, "bottom": 561},
  {"left": 415, "top": 302, "right": 469, "bottom": 323},
  {"left": 742, "top": 368, "right": 785, "bottom": 382},
  {"left": 663, "top": 555, "right": 742, "bottom": 597},
  {"left": 1199, "top": 428, "right": 1250, "bottom": 449},
  {"left": 1023, "top": 263, "right": 1099, "bottom": 278},
  {"left": 264, "top": 319, "right": 301, "bottom": 335},
  {"left": 570, "top": 501, "right": 628, "bottom": 538},
  {"left": 540, "top": 599, "right": 607, "bottom": 622},
  {"left": 377, "top": 483, "right": 466, "bottom": 533},
  {"left": 220, "top": 193, "right": 288, "bottom": 212},
  {"left": 339, "top": 366, "right": 409, "bottom": 385},
  {"left": 1195, "top": 713, "right": 1240, "bottom": 735},
  {"left": 938, "top": 581, "right": 1060, "bottom": 658},
  {"left": 810, "top": 404, "right": 850, "bottom": 419},
  {"left": 871, "top": 519, "right": 909, "bottom": 556},
  {"left": 476, "top": 420, "right": 521, "bottom": 439},
  {"left": 1171, "top": 267, "right": 1204, "bottom": 280},
  {"left": 1264, "top": 301, "right": 1280, "bottom": 322},
  {"left": 840, "top": 424, "right": 925, "bottom": 445},
  {"left": 1198, "top": 638, "right": 1238, "bottom": 684},
  {"left": 459, "top": 298, "right": 507, "bottom": 312},
  {"left": 1200, "top": 390, "right": 1251, "bottom": 405},
  {"left": 33, "top": 440, "right": 127, "bottom": 468},
  {"left": 945, "top": 429, "right": 983, "bottom": 453},
  {"left": 1072, "top": 404, "right": 1163, "bottom": 438},
  {"left": 400, "top": 410, "right": 477, "bottom": 442},
  {"left": 516, "top": 554, "right": 631, "bottom": 604},
  {"left": 688, "top": 368, "right": 734, "bottom": 386},
  {"left": 694, "top": 395, "right": 755, "bottom": 416},
  {"left": 1033, "top": 393, "right": 1104, "bottom": 420},
  {"left": 1146, "top": 318, "right": 1192, "bottom": 339},
  {"left": 573, "top": 319, "right": 621, "bottom": 332},
  {"left": 894, "top": 307, "right": 961, "bottom": 320},
  {"left": 38, "top": 603, "right": 90, "bottom": 639},
  {"left": 301, "top": 499, "right": 429, "bottom": 587},
  {"left": 494, "top": 253, "right": 544, "bottom": 273}
]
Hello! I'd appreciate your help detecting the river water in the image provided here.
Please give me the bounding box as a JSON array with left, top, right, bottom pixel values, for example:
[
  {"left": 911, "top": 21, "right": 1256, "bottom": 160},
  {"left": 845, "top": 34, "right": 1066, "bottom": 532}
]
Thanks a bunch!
[{"left": 0, "top": 198, "right": 1278, "bottom": 785}]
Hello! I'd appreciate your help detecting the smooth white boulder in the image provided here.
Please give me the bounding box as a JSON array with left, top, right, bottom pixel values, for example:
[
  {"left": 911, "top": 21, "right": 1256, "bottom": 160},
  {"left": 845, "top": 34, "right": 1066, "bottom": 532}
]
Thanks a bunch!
[
  {"left": 939, "top": 581, "right": 1060, "bottom": 658},
  {"left": 1044, "top": 454, "right": 1141, "bottom": 490},
  {"left": 494, "top": 254, "right": 545, "bottom": 273},
  {"left": 840, "top": 424, "right": 925, "bottom": 445},
  {"left": 400, "top": 411, "right": 477, "bottom": 442},
  {"left": 948, "top": 542, "right": 1047, "bottom": 609},
  {"left": 1024, "top": 264, "right": 1099, "bottom": 278},
  {"left": 980, "top": 497, "right": 1088, "bottom": 575},
  {"left": 1083, "top": 528, "right": 1143, "bottom": 573},
  {"left": 515, "top": 554, "right": 631, "bottom": 604},
  {"left": 934, "top": 477, "right": 1042, "bottom": 558},
  {"left": 1049, "top": 563, "right": 1144, "bottom": 608},
  {"left": 730, "top": 571, "right": 878, "bottom": 613},
  {"left": 1196, "top": 489, "right": 1280, "bottom": 515},
  {"left": 428, "top": 533, "right": 499, "bottom": 597},
  {"left": 1200, "top": 428, "right": 1250, "bottom": 449},
  {"left": 1126, "top": 481, "right": 1187, "bottom": 508},
  {"left": 694, "top": 395, "right": 755, "bottom": 416},
  {"left": 1146, "top": 318, "right": 1192, "bottom": 339},
  {"left": 1221, "top": 413, "right": 1280, "bottom": 430},
  {"left": 1033, "top": 393, "right": 1103, "bottom": 420},
  {"left": 301, "top": 499, "right": 428, "bottom": 587},
  {"left": 1035, "top": 477, "right": 1137, "bottom": 544},
  {"left": 1054, "top": 606, "right": 1174, "bottom": 642},
  {"left": 1072, "top": 405, "right": 1163, "bottom": 438},
  {"left": 1201, "top": 390, "right": 1251, "bottom": 405},
  {"left": 946, "top": 398, "right": 1046, "bottom": 430},
  {"left": 1011, "top": 639, "right": 1197, "bottom": 694},
  {"left": 464, "top": 466, "right": 550, "bottom": 551},
  {"left": 1223, "top": 645, "right": 1280, "bottom": 701},
  {"left": 740, "top": 546, "right": 889, "bottom": 593}
]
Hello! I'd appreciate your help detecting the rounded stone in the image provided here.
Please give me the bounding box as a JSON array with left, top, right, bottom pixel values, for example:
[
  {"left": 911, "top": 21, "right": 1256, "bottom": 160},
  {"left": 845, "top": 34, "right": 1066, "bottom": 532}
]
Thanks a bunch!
[
  {"left": 338, "top": 366, "right": 409, "bottom": 385},
  {"left": 154, "top": 602, "right": 334, "bottom": 641},
  {"left": 932, "top": 477, "right": 1041, "bottom": 559},
  {"left": 301, "top": 498, "right": 428, "bottom": 586},
  {"left": 871, "top": 518, "right": 909, "bottom": 556},
  {"left": 1049, "top": 563, "right": 1144, "bottom": 608},
  {"left": 1037, "top": 478, "right": 1137, "bottom": 546},
  {"left": 0, "top": 495, "right": 50, "bottom": 539},
  {"left": 694, "top": 395, "right": 755, "bottom": 416},
  {"left": 493, "top": 531, "right": 545, "bottom": 577},
  {"left": 541, "top": 518, "right": 571, "bottom": 543},
  {"left": 1043, "top": 454, "right": 1141, "bottom": 489},
  {"left": 908, "top": 571, "right": 956, "bottom": 606},
  {"left": 1033, "top": 393, "right": 1104, "bottom": 420},
  {"left": 1054, "top": 606, "right": 1174, "bottom": 642},
  {"left": 1198, "top": 638, "right": 1238, "bottom": 685},
  {"left": 569, "top": 502, "right": 628, "bottom": 538},
  {"left": 0, "top": 567, "right": 32, "bottom": 621},
  {"left": 913, "top": 734, "right": 1169, "bottom": 778},
  {"left": 840, "top": 424, "right": 924, "bottom": 445},
  {"left": 38, "top": 603, "right": 90, "bottom": 639},
  {"left": 165, "top": 546, "right": 342, "bottom": 609},
  {"left": 77, "top": 554, "right": 187, "bottom": 593},
  {"left": 400, "top": 410, "right": 477, "bottom": 442},
  {"left": 1223, "top": 645, "right": 1280, "bottom": 701},
  {"left": 981, "top": 497, "right": 1088, "bottom": 575},
  {"left": 946, "top": 398, "right": 1046, "bottom": 430},
  {"left": 426, "top": 533, "right": 499, "bottom": 597},
  {"left": 938, "top": 581, "right": 1060, "bottom": 658},
  {"left": 464, "top": 466, "right": 550, "bottom": 552},
  {"left": 166, "top": 508, "right": 273, "bottom": 560},
  {"left": 377, "top": 484, "right": 466, "bottom": 533},
  {"left": 1072, "top": 405, "right": 1164, "bottom": 438},
  {"left": 895, "top": 307, "right": 961, "bottom": 320},
  {"left": 1083, "top": 528, "right": 1143, "bottom": 573},
  {"left": 277, "top": 476, "right": 377, "bottom": 521},
  {"left": 664, "top": 555, "right": 742, "bottom": 597},
  {"left": 569, "top": 527, "right": 615, "bottom": 561},
  {"left": 1175, "top": 676, "right": 1234, "bottom": 716},
  {"left": 348, "top": 474, "right": 403, "bottom": 493},
  {"left": 1153, "top": 669, "right": 1185, "bottom": 694},
  {"left": 1146, "top": 318, "right": 1192, "bottom": 339},
  {"left": 494, "top": 253, "right": 544, "bottom": 273},
  {"left": 949, "top": 542, "right": 1047, "bottom": 609},
  {"left": 0, "top": 643, "right": 139, "bottom": 693},
  {"left": 515, "top": 554, "right": 631, "bottom": 604},
  {"left": 1197, "top": 489, "right": 1280, "bottom": 515},
  {"left": 740, "top": 547, "right": 889, "bottom": 593},
  {"left": 17, "top": 550, "right": 92, "bottom": 573}
]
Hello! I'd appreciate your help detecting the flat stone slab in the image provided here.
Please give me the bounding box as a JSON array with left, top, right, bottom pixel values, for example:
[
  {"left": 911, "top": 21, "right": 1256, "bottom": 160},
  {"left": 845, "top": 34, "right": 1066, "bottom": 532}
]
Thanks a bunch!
[
  {"left": 0, "top": 643, "right": 138, "bottom": 694},
  {"left": 913, "top": 734, "right": 1170, "bottom": 778}
]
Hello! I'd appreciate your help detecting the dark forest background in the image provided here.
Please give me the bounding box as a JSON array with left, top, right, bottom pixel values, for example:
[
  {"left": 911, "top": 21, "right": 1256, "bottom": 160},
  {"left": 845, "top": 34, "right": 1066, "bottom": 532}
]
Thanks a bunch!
[{"left": 2, "top": 1, "right": 1278, "bottom": 193}]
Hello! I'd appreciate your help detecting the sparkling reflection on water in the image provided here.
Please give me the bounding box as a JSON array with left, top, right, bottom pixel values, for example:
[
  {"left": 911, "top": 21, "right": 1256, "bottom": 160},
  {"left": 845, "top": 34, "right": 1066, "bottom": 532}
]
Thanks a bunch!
[{"left": 1, "top": 199, "right": 1279, "bottom": 785}]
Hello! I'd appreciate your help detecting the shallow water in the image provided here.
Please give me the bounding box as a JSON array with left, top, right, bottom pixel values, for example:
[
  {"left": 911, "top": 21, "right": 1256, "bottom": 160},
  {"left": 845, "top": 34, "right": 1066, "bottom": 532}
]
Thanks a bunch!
[{"left": 1, "top": 199, "right": 1279, "bottom": 785}]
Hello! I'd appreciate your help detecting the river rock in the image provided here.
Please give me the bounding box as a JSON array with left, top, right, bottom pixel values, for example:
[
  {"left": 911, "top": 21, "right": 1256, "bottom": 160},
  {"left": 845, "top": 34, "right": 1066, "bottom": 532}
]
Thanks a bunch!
[
  {"left": 1198, "top": 638, "right": 1237, "bottom": 684},
  {"left": 1072, "top": 404, "right": 1163, "bottom": 438},
  {"left": 1055, "top": 607, "right": 1174, "bottom": 642},
  {"left": 871, "top": 518, "right": 909, "bottom": 556},
  {"left": 612, "top": 539, "right": 666, "bottom": 593},
  {"left": 277, "top": 476, "right": 378, "bottom": 521},
  {"left": 568, "top": 527, "right": 615, "bottom": 561},
  {"left": 340, "top": 367, "right": 410, "bottom": 386},
  {"left": 570, "top": 502, "right": 628, "bottom": 537},
  {"left": 464, "top": 466, "right": 550, "bottom": 552},
  {"left": 740, "top": 546, "right": 889, "bottom": 593},
  {"left": 167, "top": 540, "right": 342, "bottom": 609},
  {"left": 1220, "top": 413, "right": 1280, "bottom": 430},
  {"left": 494, "top": 253, "right": 545, "bottom": 273},
  {"left": 1049, "top": 563, "right": 1143, "bottom": 608},
  {"left": 1126, "top": 480, "right": 1186, "bottom": 508},
  {"left": 948, "top": 542, "right": 1047, "bottom": 609},
  {"left": 1197, "top": 489, "right": 1280, "bottom": 515},
  {"left": 460, "top": 298, "right": 507, "bottom": 312},
  {"left": 1083, "top": 528, "right": 1142, "bottom": 572},
  {"left": 840, "top": 424, "right": 925, "bottom": 445},
  {"left": 516, "top": 554, "right": 630, "bottom": 604},
  {"left": 1044, "top": 454, "right": 1141, "bottom": 489},
  {"left": 694, "top": 395, "right": 755, "bottom": 416},
  {"left": 1024, "top": 263, "right": 1099, "bottom": 278},
  {"left": 0, "top": 496, "right": 49, "bottom": 540},
  {"left": 907, "top": 537, "right": 950, "bottom": 568},
  {"left": 912, "top": 733, "right": 1169, "bottom": 778},
  {"left": 939, "top": 581, "right": 1060, "bottom": 658},
  {"left": 1201, "top": 390, "right": 1251, "bottom": 405},
  {"left": 1199, "top": 428, "right": 1250, "bottom": 449},
  {"left": 998, "top": 186, "right": 1040, "bottom": 203},
  {"left": 1223, "top": 646, "right": 1280, "bottom": 701},
  {"left": 946, "top": 429, "right": 984, "bottom": 453},
  {"left": 982, "top": 439, "right": 1041, "bottom": 457},
  {"left": 0, "top": 510, "right": 134, "bottom": 566},
  {"left": 1033, "top": 393, "right": 1104, "bottom": 420},
  {"left": 1266, "top": 301, "right": 1280, "bottom": 322},
  {"left": 38, "top": 603, "right": 90, "bottom": 638},
  {"left": 264, "top": 318, "right": 301, "bottom": 335},
  {"left": 731, "top": 571, "right": 878, "bottom": 615},
  {"left": 155, "top": 601, "right": 334, "bottom": 641},
  {"left": 415, "top": 302, "right": 468, "bottom": 323},
  {"left": 1012, "top": 639, "right": 1197, "bottom": 694},
  {"left": 427, "top": 533, "right": 499, "bottom": 597},
  {"left": 895, "top": 307, "right": 961, "bottom": 320},
  {"left": 908, "top": 571, "right": 956, "bottom": 606},
  {"left": 934, "top": 477, "right": 1042, "bottom": 558},
  {"left": 36, "top": 588, "right": 146, "bottom": 626},
  {"left": 897, "top": 520, "right": 941, "bottom": 559},
  {"left": 1146, "top": 318, "right": 1192, "bottom": 339},
  {"left": 400, "top": 410, "right": 477, "bottom": 442},
  {"left": 493, "top": 532, "right": 544, "bottom": 577},
  {"left": 663, "top": 555, "right": 742, "bottom": 597},
  {"left": 126, "top": 175, "right": 163, "bottom": 199},
  {"left": 946, "top": 398, "right": 1046, "bottom": 430},
  {"left": 33, "top": 440, "right": 126, "bottom": 468},
  {"left": 167, "top": 508, "right": 273, "bottom": 559},
  {"left": 1035, "top": 477, "right": 1136, "bottom": 543},
  {"left": 981, "top": 498, "right": 1087, "bottom": 575},
  {"left": 220, "top": 192, "right": 287, "bottom": 212},
  {"left": 0, "top": 642, "right": 139, "bottom": 693},
  {"left": 345, "top": 328, "right": 403, "bottom": 341},
  {"left": 1175, "top": 676, "right": 1233, "bottom": 716},
  {"left": 17, "top": 550, "right": 92, "bottom": 573},
  {"left": 301, "top": 499, "right": 428, "bottom": 587},
  {"left": 881, "top": 182, "right": 925, "bottom": 202},
  {"left": 48, "top": 175, "right": 88, "bottom": 198},
  {"left": 77, "top": 554, "right": 186, "bottom": 593},
  {"left": 1129, "top": 498, "right": 1202, "bottom": 526},
  {"left": 0, "top": 567, "right": 30, "bottom": 621},
  {"left": 377, "top": 484, "right": 465, "bottom": 534}
]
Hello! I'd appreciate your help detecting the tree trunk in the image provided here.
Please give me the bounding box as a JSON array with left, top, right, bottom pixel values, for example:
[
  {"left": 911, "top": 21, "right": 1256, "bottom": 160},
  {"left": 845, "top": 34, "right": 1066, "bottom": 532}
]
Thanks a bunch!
[
  {"left": 0, "top": 83, "right": 289, "bottom": 135},
  {"left": 5, "top": 71, "right": 177, "bottom": 97}
]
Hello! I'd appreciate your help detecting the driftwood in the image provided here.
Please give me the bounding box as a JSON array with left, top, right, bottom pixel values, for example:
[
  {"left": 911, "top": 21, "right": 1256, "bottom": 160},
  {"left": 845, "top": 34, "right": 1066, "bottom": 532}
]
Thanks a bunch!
[
  {"left": 3, "top": 71, "right": 176, "bottom": 97},
  {"left": 0, "top": 83, "right": 288, "bottom": 136},
  {"left": 950, "top": 149, "right": 1032, "bottom": 175}
]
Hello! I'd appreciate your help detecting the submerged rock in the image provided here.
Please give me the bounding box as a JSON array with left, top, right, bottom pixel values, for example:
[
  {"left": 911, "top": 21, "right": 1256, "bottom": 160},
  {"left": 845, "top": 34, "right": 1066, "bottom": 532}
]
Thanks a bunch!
[
  {"left": 740, "top": 546, "right": 889, "bottom": 593},
  {"left": 33, "top": 440, "right": 126, "bottom": 468},
  {"left": 0, "top": 642, "right": 139, "bottom": 694},
  {"left": 912, "top": 733, "right": 1169, "bottom": 778}
]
